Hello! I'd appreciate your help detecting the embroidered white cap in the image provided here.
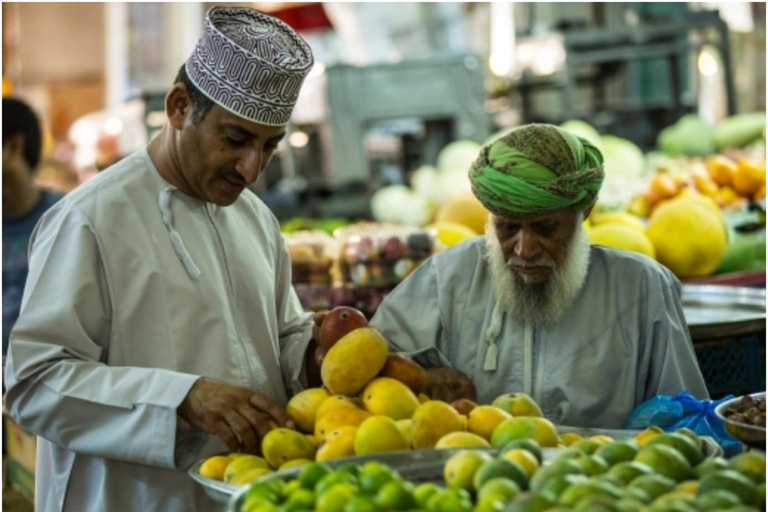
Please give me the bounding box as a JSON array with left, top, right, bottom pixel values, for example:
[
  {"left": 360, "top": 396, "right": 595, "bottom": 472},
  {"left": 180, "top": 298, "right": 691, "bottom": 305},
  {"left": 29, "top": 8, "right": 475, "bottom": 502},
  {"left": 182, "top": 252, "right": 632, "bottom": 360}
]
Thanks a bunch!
[{"left": 185, "top": 6, "right": 314, "bottom": 126}]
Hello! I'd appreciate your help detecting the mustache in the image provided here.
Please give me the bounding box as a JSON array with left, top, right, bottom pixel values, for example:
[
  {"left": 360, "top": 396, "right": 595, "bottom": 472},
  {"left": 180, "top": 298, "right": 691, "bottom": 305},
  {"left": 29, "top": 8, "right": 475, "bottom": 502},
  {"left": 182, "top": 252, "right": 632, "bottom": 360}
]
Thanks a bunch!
[
  {"left": 505, "top": 259, "right": 556, "bottom": 269},
  {"left": 222, "top": 169, "right": 246, "bottom": 185}
]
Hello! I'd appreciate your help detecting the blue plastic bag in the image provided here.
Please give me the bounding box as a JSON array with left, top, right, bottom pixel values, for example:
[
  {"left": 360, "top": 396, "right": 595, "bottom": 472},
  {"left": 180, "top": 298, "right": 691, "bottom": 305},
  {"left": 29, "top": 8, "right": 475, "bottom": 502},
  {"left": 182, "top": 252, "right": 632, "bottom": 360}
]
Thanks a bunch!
[{"left": 624, "top": 391, "right": 742, "bottom": 456}]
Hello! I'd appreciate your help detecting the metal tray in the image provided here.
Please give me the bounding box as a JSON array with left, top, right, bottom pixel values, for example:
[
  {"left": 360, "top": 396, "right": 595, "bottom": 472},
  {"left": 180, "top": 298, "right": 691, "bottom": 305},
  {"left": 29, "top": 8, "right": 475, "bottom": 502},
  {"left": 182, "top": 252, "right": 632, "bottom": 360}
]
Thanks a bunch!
[
  {"left": 188, "top": 459, "right": 240, "bottom": 505},
  {"left": 714, "top": 391, "right": 766, "bottom": 450},
  {"left": 681, "top": 285, "right": 766, "bottom": 340},
  {"left": 226, "top": 428, "right": 723, "bottom": 510}
]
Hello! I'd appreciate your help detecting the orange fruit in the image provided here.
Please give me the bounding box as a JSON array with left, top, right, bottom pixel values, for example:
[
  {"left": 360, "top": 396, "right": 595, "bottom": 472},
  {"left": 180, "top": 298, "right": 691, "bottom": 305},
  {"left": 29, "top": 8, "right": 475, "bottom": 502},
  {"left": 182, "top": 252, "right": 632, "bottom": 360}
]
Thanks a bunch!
[
  {"left": 732, "top": 160, "right": 766, "bottom": 197},
  {"left": 646, "top": 174, "right": 679, "bottom": 203},
  {"left": 754, "top": 183, "right": 766, "bottom": 201},
  {"left": 706, "top": 155, "right": 737, "bottom": 186}
]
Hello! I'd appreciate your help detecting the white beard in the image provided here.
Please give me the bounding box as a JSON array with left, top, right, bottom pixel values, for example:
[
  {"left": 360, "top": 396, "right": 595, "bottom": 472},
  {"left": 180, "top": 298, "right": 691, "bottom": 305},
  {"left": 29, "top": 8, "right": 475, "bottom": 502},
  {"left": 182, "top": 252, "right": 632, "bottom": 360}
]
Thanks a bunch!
[{"left": 484, "top": 218, "right": 591, "bottom": 327}]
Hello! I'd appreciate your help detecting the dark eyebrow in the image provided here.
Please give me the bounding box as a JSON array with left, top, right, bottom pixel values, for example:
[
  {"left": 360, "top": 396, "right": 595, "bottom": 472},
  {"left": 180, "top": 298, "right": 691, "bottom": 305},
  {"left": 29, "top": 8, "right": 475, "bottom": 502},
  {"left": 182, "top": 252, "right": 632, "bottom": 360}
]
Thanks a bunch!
[{"left": 223, "top": 124, "right": 256, "bottom": 139}]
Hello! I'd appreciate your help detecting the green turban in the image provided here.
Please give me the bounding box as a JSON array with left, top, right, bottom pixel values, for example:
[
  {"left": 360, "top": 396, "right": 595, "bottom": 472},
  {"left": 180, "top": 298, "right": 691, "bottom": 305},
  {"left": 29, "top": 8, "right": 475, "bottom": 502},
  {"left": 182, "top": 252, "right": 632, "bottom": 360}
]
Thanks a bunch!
[{"left": 469, "top": 124, "right": 605, "bottom": 218}]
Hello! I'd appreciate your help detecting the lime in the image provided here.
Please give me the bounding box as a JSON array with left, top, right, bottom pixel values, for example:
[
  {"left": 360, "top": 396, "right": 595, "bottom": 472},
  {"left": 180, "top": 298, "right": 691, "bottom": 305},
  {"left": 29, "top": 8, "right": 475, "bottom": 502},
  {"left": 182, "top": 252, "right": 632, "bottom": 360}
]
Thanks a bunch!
[
  {"left": 536, "top": 473, "right": 588, "bottom": 502},
  {"left": 627, "top": 474, "right": 676, "bottom": 501},
  {"left": 696, "top": 489, "right": 741, "bottom": 510},
  {"left": 499, "top": 439, "right": 543, "bottom": 464},
  {"left": 607, "top": 461, "right": 654, "bottom": 485},
  {"left": 336, "top": 462, "right": 362, "bottom": 478},
  {"left": 621, "top": 487, "right": 650, "bottom": 504},
  {"left": 281, "top": 480, "right": 302, "bottom": 498},
  {"left": 572, "top": 495, "right": 620, "bottom": 512},
  {"left": 342, "top": 496, "right": 379, "bottom": 512},
  {"left": 558, "top": 481, "right": 622, "bottom": 507},
  {"left": 596, "top": 440, "right": 640, "bottom": 467},
  {"left": 316, "top": 482, "right": 359, "bottom": 512},
  {"left": 281, "top": 488, "right": 315, "bottom": 512},
  {"left": 506, "top": 492, "right": 556, "bottom": 512},
  {"left": 443, "top": 450, "right": 494, "bottom": 491},
  {"left": 246, "top": 480, "right": 284, "bottom": 505},
  {"left": 473, "top": 493, "right": 508, "bottom": 512},
  {"left": 674, "top": 428, "right": 703, "bottom": 450},
  {"left": 695, "top": 457, "right": 730, "bottom": 478},
  {"left": 571, "top": 438, "right": 603, "bottom": 455},
  {"left": 634, "top": 444, "right": 693, "bottom": 482},
  {"left": 375, "top": 479, "right": 417, "bottom": 510},
  {"left": 645, "top": 433, "right": 704, "bottom": 466},
  {"left": 414, "top": 483, "right": 441, "bottom": 508},
  {"left": 697, "top": 469, "right": 759, "bottom": 507},
  {"left": 729, "top": 452, "right": 766, "bottom": 484},
  {"left": 614, "top": 497, "right": 645, "bottom": 512},
  {"left": 529, "top": 460, "right": 585, "bottom": 492},
  {"left": 245, "top": 503, "right": 281, "bottom": 512},
  {"left": 358, "top": 465, "right": 397, "bottom": 495},
  {"left": 299, "top": 462, "right": 333, "bottom": 490},
  {"left": 315, "top": 472, "right": 357, "bottom": 496},
  {"left": 573, "top": 454, "right": 609, "bottom": 476},
  {"left": 477, "top": 477, "right": 521, "bottom": 501},
  {"left": 428, "top": 488, "right": 472, "bottom": 512},
  {"left": 473, "top": 459, "right": 529, "bottom": 492}
]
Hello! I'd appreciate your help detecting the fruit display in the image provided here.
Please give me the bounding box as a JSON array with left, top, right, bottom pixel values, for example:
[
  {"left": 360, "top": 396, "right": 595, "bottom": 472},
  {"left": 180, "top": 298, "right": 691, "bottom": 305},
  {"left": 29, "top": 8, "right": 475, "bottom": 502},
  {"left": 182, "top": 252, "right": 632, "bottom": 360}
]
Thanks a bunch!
[
  {"left": 335, "top": 223, "right": 436, "bottom": 287},
  {"left": 230, "top": 426, "right": 765, "bottom": 512},
  {"left": 284, "top": 231, "right": 338, "bottom": 286},
  {"left": 197, "top": 313, "right": 574, "bottom": 488}
]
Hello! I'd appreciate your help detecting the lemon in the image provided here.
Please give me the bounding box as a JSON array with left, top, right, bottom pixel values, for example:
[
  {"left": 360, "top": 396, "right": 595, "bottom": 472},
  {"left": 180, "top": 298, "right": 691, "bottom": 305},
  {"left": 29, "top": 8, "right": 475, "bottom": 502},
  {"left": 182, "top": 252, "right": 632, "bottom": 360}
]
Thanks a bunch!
[
  {"left": 361, "top": 377, "right": 420, "bottom": 420},
  {"left": 261, "top": 428, "right": 317, "bottom": 469},
  {"left": 353, "top": 416, "right": 409, "bottom": 455},
  {"left": 314, "top": 407, "right": 371, "bottom": 440},
  {"left": 729, "top": 451, "right": 766, "bottom": 484},
  {"left": 223, "top": 454, "right": 270, "bottom": 483},
  {"left": 559, "top": 432, "right": 582, "bottom": 447},
  {"left": 199, "top": 454, "right": 233, "bottom": 481},
  {"left": 395, "top": 419, "right": 413, "bottom": 448},
  {"left": 588, "top": 223, "right": 656, "bottom": 259},
  {"left": 315, "top": 425, "right": 358, "bottom": 462},
  {"left": 500, "top": 449, "right": 539, "bottom": 477},
  {"left": 646, "top": 194, "right": 727, "bottom": 278},
  {"left": 490, "top": 417, "right": 559, "bottom": 448},
  {"left": 435, "top": 431, "right": 491, "bottom": 449},
  {"left": 411, "top": 400, "right": 466, "bottom": 449},
  {"left": 287, "top": 388, "right": 331, "bottom": 434},
  {"left": 444, "top": 450, "right": 494, "bottom": 491},
  {"left": 468, "top": 406, "right": 513, "bottom": 441},
  {"left": 321, "top": 327, "right": 389, "bottom": 396},
  {"left": 229, "top": 467, "right": 272, "bottom": 486}
]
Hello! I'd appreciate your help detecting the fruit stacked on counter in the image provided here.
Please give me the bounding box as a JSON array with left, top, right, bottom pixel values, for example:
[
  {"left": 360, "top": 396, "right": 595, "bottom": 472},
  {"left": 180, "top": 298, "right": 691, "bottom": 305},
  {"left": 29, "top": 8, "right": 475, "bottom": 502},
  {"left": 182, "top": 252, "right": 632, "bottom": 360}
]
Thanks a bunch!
[
  {"left": 284, "top": 224, "right": 438, "bottom": 316},
  {"left": 335, "top": 223, "right": 435, "bottom": 287},
  {"left": 200, "top": 307, "right": 560, "bottom": 486},
  {"left": 232, "top": 428, "right": 765, "bottom": 512}
]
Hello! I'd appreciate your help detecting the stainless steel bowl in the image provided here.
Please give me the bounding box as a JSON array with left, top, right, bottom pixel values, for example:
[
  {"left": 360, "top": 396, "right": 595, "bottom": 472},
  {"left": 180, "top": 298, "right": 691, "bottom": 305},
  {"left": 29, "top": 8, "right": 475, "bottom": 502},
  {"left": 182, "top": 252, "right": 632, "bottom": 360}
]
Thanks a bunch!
[{"left": 714, "top": 392, "right": 766, "bottom": 450}]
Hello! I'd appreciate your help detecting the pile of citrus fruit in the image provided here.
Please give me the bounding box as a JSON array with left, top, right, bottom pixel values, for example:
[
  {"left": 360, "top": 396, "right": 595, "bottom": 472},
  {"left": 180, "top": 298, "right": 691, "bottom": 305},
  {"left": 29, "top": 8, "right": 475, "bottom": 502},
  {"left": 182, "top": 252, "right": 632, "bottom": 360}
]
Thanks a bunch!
[
  {"left": 200, "top": 308, "right": 562, "bottom": 486},
  {"left": 234, "top": 427, "right": 765, "bottom": 512}
]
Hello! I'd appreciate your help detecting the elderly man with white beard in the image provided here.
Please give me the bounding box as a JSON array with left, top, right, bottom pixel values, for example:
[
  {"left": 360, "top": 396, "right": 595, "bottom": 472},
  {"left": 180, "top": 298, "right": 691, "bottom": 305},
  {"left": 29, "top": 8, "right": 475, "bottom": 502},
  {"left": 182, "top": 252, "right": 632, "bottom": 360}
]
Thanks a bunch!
[{"left": 370, "top": 124, "right": 708, "bottom": 429}]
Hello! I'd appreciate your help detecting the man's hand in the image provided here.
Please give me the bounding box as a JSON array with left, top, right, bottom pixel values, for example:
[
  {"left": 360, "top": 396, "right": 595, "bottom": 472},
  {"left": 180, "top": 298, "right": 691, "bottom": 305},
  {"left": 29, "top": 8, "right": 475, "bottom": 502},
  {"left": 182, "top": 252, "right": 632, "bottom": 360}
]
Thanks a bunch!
[
  {"left": 424, "top": 367, "right": 477, "bottom": 403},
  {"left": 178, "top": 378, "right": 294, "bottom": 454}
]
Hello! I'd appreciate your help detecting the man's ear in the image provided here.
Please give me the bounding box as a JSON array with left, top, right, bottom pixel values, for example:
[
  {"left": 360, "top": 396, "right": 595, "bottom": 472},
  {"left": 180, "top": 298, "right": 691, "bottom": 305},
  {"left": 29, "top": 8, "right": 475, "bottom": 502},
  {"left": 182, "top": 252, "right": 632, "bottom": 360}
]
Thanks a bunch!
[
  {"left": 165, "top": 83, "right": 193, "bottom": 130},
  {"left": 582, "top": 206, "right": 594, "bottom": 221}
]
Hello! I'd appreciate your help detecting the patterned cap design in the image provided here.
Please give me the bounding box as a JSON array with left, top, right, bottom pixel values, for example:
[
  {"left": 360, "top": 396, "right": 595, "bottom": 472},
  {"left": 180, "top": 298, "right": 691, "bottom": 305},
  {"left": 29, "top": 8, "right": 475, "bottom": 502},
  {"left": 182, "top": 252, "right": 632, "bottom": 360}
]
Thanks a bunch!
[{"left": 185, "top": 6, "right": 314, "bottom": 126}]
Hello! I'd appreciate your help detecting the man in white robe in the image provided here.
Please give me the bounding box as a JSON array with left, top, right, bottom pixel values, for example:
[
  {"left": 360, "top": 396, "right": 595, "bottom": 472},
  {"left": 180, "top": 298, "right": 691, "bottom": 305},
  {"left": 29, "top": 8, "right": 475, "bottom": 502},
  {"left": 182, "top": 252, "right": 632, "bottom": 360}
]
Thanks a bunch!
[
  {"left": 4, "top": 7, "right": 317, "bottom": 511},
  {"left": 370, "top": 124, "right": 709, "bottom": 427}
]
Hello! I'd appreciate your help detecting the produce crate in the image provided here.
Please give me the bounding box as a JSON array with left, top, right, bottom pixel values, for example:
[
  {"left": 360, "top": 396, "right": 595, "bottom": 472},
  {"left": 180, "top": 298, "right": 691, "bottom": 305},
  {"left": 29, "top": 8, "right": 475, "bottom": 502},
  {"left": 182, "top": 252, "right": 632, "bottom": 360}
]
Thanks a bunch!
[
  {"left": 4, "top": 414, "right": 36, "bottom": 500},
  {"left": 694, "top": 334, "right": 766, "bottom": 399}
]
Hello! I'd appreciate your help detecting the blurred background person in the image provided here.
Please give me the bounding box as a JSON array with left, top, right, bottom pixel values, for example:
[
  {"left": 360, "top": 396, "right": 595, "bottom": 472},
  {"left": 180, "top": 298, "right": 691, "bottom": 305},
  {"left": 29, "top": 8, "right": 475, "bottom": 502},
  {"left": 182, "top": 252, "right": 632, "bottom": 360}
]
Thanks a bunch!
[{"left": 2, "top": 97, "right": 64, "bottom": 359}]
